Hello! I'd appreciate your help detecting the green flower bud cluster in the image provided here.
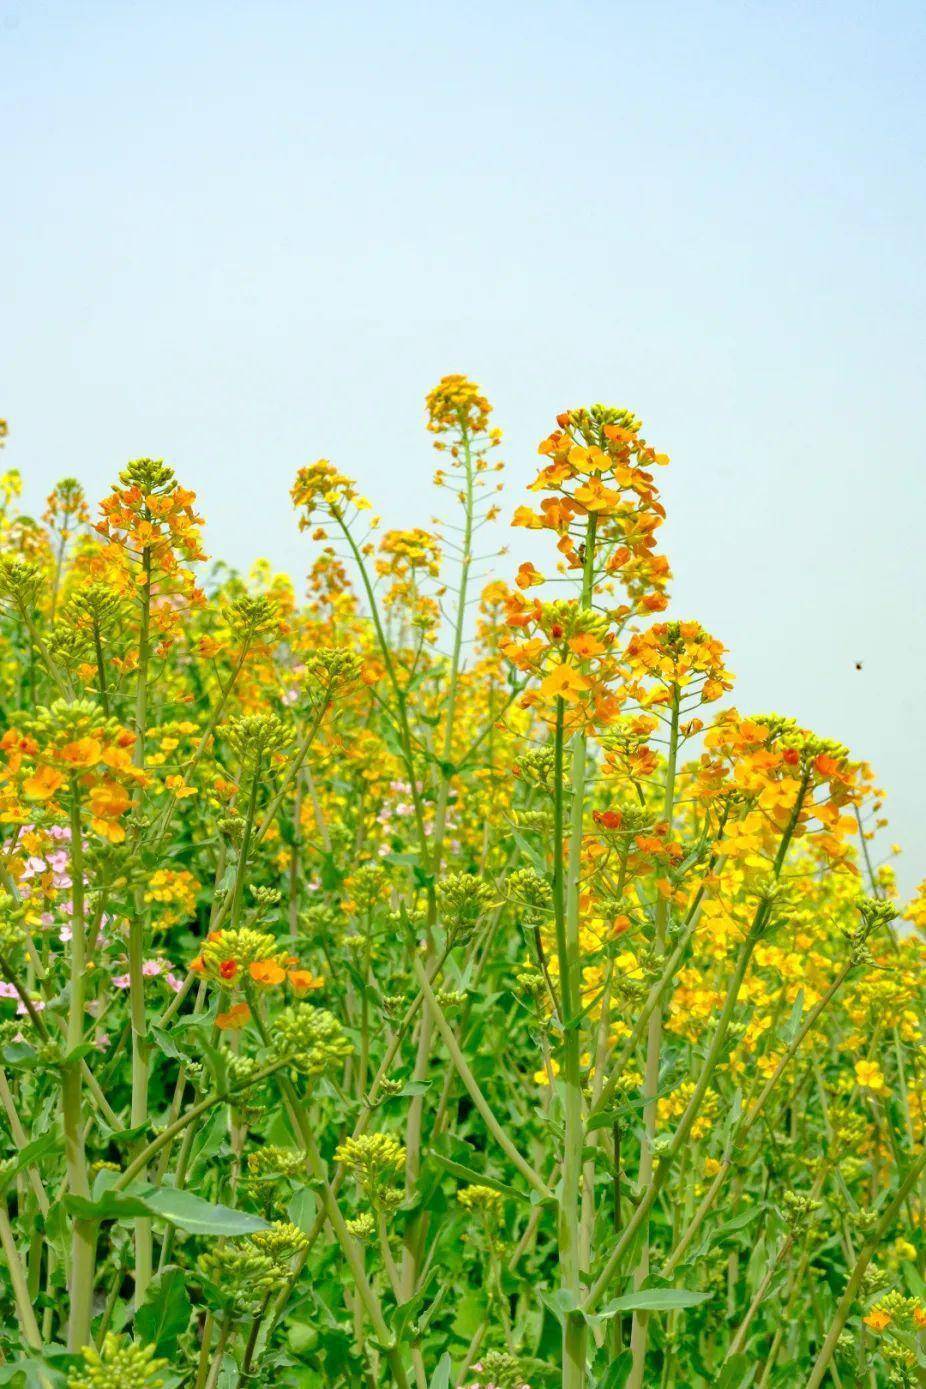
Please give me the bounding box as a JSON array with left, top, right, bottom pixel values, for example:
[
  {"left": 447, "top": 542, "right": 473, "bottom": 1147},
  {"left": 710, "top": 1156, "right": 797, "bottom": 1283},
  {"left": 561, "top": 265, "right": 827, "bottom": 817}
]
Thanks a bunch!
[
  {"left": 27, "top": 697, "right": 121, "bottom": 744},
  {"left": 274, "top": 1003, "right": 352, "bottom": 1076},
  {"left": 348, "top": 864, "right": 390, "bottom": 912},
  {"left": 512, "top": 808, "right": 555, "bottom": 834},
  {"left": 64, "top": 582, "right": 123, "bottom": 631},
  {"left": 251, "top": 1220, "right": 310, "bottom": 1263},
  {"left": 537, "top": 599, "right": 609, "bottom": 644},
  {"left": 380, "top": 993, "right": 406, "bottom": 1021},
  {"left": 515, "top": 965, "right": 546, "bottom": 1002},
  {"left": 335, "top": 1132, "right": 405, "bottom": 1209},
  {"left": 67, "top": 1334, "right": 167, "bottom": 1389},
  {"left": 246, "top": 1144, "right": 307, "bottom": 1190},
  {"left": 346, "top": 1211, "right": 375, "bottom": 1240},
  {"left": 514, "top": 747, "right": 558, "bottom": 795},
  {"left": 199, "top": 1239, "right": 288, "bottom": 1309},
  {"left": 119, "top": 457, "right": 176, "bottom": 494},
  {"left": 435, "top": 988, "right": 465, "bottom": 1010},
  {"left": 250, "top": 885, "right": 282, "bottom": 912},
  {"left": 226, "top": 712, "right": 291, "bottom": 766},
  {"left": 568, "top": 403, "right": 642, "bottom": 447},
  {"left": 751, "top": 714, "right": 849, "bottom": 769},
  {"left": 304, "top": 647, "right": 363, "bottom": 691},
  {"left": 437, "top": 872, "right": 494, "bottom": 945},
  {"left": 506, "top": 866, "right": 553, "bottom": 923},
  {"left": 228, "top": 593, "right": 278, "bottom": 637},
  {"left": 781, "top": 1190, "right": 820, "bottom": 1232},
  {"left": 456, "top": 1184, "right": 503, "bottom": 1218},
  {"left": 48, "top": 626, "right": 92, "bottom": 666},
  {"left": 469, "top": 1349, "right": 532, "bottom": 1389},
  {"left": 0, "top": 556, "right": 43, "bottom": 608}
]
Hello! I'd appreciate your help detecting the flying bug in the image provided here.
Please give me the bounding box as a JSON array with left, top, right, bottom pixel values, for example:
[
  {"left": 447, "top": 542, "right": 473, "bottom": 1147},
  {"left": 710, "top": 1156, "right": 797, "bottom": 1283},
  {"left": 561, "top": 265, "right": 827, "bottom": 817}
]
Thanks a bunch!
[{"left": 855, "top": 661, "right": 863, "bottom": 670}]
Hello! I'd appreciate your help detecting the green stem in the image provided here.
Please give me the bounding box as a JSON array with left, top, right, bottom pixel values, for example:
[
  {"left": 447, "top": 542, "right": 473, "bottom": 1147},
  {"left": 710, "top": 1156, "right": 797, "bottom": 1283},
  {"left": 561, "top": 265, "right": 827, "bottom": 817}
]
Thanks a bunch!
[
  {"left": 64, "top": 792, "right": 97, "bottom": 1350},
  {"left": 628, "top": 686, "right": 680, "bottom": 1389},
  {"left": 129, "top": 540, "right": 153, "bottom": 1306},
  {"left": 410, "top": 952, "right": 552, "bottom": 1201},
  {"left": 0, "top": 1199, "right": 43, "bottom": 1351}
]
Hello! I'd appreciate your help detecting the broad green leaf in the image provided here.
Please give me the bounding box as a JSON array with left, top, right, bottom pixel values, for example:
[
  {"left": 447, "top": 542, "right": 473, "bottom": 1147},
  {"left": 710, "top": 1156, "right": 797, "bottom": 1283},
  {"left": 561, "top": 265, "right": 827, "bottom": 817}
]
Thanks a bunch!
[
  {"left": 64, "top": 1173, "right": 267, "bottom": 1236},
  {"left": 0, "top": 1130, "right": 58, "bottom": 1194},
  {"left": 141, "top": 1184, "right": 267, "bottom": 1236},
  {"left": 135, "top": 1266, "right": 191, "bottom": 1356},
  {"left": 599, "top": 1287, "right": 712, "bottom": 1315},
  {"left": 716, "top": 1354, "right": 756, "bottom": 1389},
  {"left": 428, "top": 1354, "right": 452, "bottom": 1389},
  {"left": 596, "top": 1352, "right": 632, "bottom": 1389},
  {"left": 287, "top": 1186, "right": 318, "bottom": 1233}
]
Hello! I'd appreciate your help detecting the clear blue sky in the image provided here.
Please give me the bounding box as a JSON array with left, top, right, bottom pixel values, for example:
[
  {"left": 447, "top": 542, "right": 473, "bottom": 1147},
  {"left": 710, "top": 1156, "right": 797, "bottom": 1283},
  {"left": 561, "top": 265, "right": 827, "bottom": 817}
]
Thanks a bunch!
[{"left": 3, "top": 1, "right": 924, "bottom": 897}]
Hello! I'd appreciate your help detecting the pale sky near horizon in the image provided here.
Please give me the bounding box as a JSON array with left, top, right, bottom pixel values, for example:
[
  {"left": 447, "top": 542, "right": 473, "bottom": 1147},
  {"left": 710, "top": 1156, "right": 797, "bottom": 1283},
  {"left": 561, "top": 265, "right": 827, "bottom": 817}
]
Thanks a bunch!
[{"left": 2, "top": 1, "right": 924, "bottom": 897}]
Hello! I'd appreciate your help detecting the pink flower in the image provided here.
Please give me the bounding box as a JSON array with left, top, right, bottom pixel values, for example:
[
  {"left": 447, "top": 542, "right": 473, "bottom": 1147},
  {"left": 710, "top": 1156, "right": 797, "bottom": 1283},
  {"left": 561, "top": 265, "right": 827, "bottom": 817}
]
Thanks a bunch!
[
  {"left": 113, "top": 974, "right": 131, "bottom": 989},
  {"left": 165, "top": 973, "right": 183, "bottom": 993},
  {"left": 0, "top": 981, "right": 19, "bottom": 999}
]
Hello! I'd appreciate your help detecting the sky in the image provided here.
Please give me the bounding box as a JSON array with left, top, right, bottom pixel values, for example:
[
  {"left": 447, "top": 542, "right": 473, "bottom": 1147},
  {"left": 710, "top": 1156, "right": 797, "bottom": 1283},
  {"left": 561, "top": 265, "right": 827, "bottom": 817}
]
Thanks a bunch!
[{"left": 2, "top": 0, "right": 924, "bottom": 896}]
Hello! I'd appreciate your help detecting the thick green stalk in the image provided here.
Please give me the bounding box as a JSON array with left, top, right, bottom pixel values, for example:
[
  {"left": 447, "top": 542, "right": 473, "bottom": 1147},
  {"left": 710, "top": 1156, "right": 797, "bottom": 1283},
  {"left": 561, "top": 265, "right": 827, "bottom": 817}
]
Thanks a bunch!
[
  {"left": 129, "top": 540, "right": 153, "bottom": 1304},
  {"left": 431, "top": 422, "right": 474, "bottom": 862},
  {"left": 560, "top": 512, "right": 598, "bottom": 1389},
  {"left": 403, "top": 425, "right": 474, "bottom": 1295},
  {"left": 627, "top": 686, "right": 680, "bottom": 1388},
  {"left": 64, "top": 793, "right": 97, "bottom": 1350}
]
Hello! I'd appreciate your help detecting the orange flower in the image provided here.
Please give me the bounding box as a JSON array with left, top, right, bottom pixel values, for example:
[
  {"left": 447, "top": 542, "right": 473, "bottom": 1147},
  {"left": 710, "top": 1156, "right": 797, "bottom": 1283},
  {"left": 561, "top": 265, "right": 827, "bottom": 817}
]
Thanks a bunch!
[
  {"left": 23, "top": 765, "right": 65, "bottom": 801},
  {"left": 862, "top": 1307, "right": 890, "bottom": 1333},
  {"left": 165, "top": 774, "right": 197, "bottom": 799},
  {"left": 219, "top": 959, "right": 238, "bottom": 982},
  {"left": 216, "top": 1002, "right": 251, "bottom": 1031},
  {"left": 538, "top": 664, "right": 590, "bottom": 704},
  {"left": 58, "top": 737, "right": 102, "bottom": 768},
  {"left": 89, "top": 781, "right": 131, "bottom": 820},
  {"left": 288, "top": 968, "right": 324, "bottom": 995},
  {"left": 515, "top": 562, "right": 544, "bottom": 590},
  {"left": 249, "top": 959, "right": 286, "bottom": 986},
  {"left": 568, "top": 633, "right": 606, "bottom": 659}
]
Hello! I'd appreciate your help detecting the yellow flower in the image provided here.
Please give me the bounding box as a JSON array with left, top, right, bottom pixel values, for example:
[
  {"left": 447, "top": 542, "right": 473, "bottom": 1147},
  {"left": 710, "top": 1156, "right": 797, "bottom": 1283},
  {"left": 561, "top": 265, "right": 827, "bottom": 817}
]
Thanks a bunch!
[{"left": 855, "top": 1059, "right": 886, "bottom": 1094}]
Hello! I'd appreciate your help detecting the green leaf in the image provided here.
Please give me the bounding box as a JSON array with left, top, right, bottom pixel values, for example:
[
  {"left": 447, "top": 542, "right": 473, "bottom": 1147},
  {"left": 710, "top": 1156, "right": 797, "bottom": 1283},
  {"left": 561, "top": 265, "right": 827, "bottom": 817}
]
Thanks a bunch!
[
  {"left": 539, "top": 1287, "right": 583, "bottom": 1326},
  {"left": 715, "top": 1354, "right": 756, "bottom": 1389},
  {"left": 141, "top": 1184, "right": 268, "bottom": 1236},
  {"left": 64, "top": 1172, "right": 267, "bottom": 1236},
  {"left": 287, "top": 1186, "right": 318, "bottom": 1234},
  {"left": 0, "top": 1130, "right": 58, "bottom": 1195},
  {"left": 596, "top": 1352, "right": 632, "bottom": 1389},
  {"left": 781, "top": 989, "right": 804, "bottom": 1046},
  {"left": 428, "top": 1354, "right": 452, "bottom": 1389},
  {"left": 428, "top": 1151, "right": 525, "bottom": 1202},
  {"left": 135, "top": 1266, "right": 191, "bottom": 1356},
  {"left": 599, "top": 1287, "right": 712, "bottom": 1315},
  {"left": 187, "top": 1108, "right": 227, "bottom": 1176}
]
